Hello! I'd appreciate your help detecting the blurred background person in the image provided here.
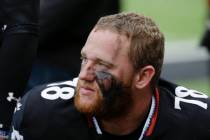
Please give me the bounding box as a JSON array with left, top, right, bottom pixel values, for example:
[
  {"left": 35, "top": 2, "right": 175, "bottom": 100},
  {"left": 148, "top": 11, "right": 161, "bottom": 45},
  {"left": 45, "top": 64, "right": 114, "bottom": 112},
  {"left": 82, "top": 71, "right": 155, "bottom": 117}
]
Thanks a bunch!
[
  {"left": 0, "top": 0, "right": 39, "bottom": 138},
  {"left": 27, "top": 0, "right": 119, "bottom": 90},
  {"left": 200, "top": 0, "right": 210, "bottom": 53},
  {"left": 200, "top": 0, "right": 210, "bottom": 88}
]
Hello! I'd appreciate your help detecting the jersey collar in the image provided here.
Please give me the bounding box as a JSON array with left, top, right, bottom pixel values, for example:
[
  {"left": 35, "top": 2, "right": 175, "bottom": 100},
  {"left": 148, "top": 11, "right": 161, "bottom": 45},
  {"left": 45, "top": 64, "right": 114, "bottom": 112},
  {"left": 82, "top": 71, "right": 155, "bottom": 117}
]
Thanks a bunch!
[{"left": 91, "top": 87, "right": 160, "bottom": 140}]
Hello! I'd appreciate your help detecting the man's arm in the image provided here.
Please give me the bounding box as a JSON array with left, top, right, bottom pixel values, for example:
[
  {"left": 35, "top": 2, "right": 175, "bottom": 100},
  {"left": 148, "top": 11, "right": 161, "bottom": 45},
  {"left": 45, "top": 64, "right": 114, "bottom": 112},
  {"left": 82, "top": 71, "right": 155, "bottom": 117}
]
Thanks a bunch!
[{"left": 0, "top": 0, "right": 39, "bottom": 138}]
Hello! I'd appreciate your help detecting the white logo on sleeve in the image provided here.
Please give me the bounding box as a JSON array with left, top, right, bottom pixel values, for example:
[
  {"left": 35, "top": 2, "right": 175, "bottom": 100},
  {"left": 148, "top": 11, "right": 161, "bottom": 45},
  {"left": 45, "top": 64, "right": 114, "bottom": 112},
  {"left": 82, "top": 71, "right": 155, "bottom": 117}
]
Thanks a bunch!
[
  {"left": 11, "top": 127, "right": 23, "bottom": 140},
  {"left": 6, "top": 92, "right": 22, "bottom": 113},
  {"left": 174, "top": 86, "right": 208, "bottom": 110},
  {"left": 7, "top": 92, "right": 20, "bottom": 103}
]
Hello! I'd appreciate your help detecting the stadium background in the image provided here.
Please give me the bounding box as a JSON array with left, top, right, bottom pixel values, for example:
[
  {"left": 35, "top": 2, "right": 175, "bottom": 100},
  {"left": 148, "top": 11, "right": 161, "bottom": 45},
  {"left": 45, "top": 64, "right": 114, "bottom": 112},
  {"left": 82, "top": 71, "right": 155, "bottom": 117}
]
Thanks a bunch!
[{"left": 121, "top": 0, "right": 210, "bottom": 94}]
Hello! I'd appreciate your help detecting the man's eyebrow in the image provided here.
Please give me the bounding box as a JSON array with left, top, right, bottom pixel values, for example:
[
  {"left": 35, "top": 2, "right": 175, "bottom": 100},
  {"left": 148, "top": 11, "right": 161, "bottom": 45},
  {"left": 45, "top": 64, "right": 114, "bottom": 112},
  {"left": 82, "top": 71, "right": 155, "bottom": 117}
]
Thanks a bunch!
[
  {"left": 96, "top": 58, "right": 114, "bottom": 68},
  {"left": 80, "top": 51, "right": 114, "bottom": 67}
]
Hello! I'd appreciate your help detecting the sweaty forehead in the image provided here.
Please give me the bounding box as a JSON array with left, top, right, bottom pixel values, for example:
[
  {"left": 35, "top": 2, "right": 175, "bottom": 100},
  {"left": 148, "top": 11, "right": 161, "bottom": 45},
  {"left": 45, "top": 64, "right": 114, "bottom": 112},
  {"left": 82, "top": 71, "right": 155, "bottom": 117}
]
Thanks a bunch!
[{"left": 82, "top": 29, "right": 130, "bottom": 61}]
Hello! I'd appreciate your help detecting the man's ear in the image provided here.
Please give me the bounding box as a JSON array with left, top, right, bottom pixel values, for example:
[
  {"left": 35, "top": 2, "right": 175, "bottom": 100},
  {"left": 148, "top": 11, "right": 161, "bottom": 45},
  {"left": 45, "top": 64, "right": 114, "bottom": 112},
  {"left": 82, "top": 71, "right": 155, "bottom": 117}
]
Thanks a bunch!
[{"left": 134, "top": 65, "right": 155, "bottom": 89}]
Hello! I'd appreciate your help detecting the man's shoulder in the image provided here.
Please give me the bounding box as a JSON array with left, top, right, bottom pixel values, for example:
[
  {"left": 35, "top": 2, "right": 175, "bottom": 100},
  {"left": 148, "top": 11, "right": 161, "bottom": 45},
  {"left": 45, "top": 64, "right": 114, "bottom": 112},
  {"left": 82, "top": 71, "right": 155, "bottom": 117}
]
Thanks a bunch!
[
  {"left": 19, "top": 78, "right": 79, "bottom": 119},
  {"left": 158, "top": 78, "right": 210, "bottom": 111},
  {"left": 12, "top": 78, "right": 84, "bottom": 139},
  {"left": 158, "top": 79, "right": 210, "bottom": 131},
  {"left": 25, "top": 77, "right": 78, "bottom": 102}
]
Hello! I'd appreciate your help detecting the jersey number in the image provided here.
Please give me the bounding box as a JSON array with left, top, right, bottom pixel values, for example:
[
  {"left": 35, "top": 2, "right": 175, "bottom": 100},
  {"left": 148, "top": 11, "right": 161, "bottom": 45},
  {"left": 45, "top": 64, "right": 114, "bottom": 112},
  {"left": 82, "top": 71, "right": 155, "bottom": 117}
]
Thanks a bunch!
[
  {"left": 174, "top": 86, "right": 208, "bottom": 110},
  {"left": 41, "top": 79, "right": 78, "bottom": 100}
]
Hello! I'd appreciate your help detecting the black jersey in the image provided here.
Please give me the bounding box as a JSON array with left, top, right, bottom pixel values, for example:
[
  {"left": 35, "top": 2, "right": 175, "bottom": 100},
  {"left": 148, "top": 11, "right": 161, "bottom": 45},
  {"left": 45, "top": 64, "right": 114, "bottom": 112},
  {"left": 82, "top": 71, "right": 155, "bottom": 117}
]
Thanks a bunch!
[{"left": 10, "top": 78, "right": 210, "bottom": 140}]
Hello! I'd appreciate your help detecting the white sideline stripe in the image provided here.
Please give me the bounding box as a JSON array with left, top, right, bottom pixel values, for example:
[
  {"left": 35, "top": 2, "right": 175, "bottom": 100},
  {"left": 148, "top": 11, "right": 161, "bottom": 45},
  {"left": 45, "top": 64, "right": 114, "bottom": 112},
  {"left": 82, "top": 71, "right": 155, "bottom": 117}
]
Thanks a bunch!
[{"left": 164, "top": 40, "right": 209, "bottom": 64}]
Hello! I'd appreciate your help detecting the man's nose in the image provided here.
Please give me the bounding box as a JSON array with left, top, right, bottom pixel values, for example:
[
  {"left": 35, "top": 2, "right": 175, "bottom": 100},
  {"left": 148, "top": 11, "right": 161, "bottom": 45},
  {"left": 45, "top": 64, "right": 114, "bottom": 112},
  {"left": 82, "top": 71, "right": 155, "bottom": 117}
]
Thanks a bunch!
[{"left": 79, "top": 60, "right": 96, "bottom": 81}]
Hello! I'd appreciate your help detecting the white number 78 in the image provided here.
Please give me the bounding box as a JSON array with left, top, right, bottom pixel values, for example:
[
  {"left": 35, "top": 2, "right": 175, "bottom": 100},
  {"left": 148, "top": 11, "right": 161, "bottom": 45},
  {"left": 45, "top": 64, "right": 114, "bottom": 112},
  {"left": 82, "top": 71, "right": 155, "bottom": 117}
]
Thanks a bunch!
[{"left": 174, "top": 86, "right": 208, "bottom": 110}]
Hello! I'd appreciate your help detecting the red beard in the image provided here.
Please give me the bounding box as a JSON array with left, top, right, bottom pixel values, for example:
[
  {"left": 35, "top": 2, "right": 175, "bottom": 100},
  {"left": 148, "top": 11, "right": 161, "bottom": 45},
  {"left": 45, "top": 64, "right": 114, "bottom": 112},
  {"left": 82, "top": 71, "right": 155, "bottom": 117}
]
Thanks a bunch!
[
  {"left": 74, "top": 71, "right": 132, "bottom": 120},
  {"left": 74, "top": 80, "right": 103, "bottom": 115}
]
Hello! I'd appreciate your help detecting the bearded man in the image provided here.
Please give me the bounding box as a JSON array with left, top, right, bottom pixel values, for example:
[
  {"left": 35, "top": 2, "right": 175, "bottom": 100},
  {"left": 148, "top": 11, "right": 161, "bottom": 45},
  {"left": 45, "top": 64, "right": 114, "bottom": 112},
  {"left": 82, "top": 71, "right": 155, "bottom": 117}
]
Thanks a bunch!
[{"left": 10, "top": 12, "right": 210, "bottom": 140}]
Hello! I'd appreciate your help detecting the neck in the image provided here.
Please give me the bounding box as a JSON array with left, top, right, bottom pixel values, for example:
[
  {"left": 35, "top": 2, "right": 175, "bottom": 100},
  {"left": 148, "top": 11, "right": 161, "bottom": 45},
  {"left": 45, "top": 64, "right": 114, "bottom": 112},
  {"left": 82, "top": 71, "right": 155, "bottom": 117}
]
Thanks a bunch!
[{"left": 99, "top": 88, "right": 153, "bottom": 135}]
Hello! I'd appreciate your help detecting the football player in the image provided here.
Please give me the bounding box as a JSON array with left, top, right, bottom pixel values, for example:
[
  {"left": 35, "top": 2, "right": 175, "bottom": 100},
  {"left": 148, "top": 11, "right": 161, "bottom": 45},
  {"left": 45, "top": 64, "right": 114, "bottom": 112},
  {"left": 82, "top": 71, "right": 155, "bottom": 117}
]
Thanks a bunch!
[{"left": 11, "top": 12, "right": 210, "bottom": 140}]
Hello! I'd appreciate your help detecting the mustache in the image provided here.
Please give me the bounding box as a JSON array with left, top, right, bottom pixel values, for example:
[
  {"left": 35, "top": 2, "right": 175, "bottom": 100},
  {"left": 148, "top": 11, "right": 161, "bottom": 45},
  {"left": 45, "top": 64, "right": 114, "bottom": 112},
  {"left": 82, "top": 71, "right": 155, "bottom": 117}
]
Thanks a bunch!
[{"left": 77, "top": 79, "right": 98, "bottom": 91}]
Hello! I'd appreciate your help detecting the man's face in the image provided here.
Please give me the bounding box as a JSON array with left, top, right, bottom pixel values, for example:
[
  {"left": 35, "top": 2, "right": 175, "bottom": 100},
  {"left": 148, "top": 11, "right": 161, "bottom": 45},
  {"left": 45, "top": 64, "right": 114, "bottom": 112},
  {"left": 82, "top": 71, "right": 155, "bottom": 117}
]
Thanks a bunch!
[{"left": 74, "top": 29, "right": 135, "bottom": 119}]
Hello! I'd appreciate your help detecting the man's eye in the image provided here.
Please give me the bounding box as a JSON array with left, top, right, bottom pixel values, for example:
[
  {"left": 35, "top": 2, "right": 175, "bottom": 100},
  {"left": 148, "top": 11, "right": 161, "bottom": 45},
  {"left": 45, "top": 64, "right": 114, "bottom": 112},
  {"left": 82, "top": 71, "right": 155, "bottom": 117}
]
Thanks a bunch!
[
  {"left": 80, "top": 56, "right": 87, "bottom": 64},
  {"left": 95, "top": 62, "right": 109, "bottom": 71}
]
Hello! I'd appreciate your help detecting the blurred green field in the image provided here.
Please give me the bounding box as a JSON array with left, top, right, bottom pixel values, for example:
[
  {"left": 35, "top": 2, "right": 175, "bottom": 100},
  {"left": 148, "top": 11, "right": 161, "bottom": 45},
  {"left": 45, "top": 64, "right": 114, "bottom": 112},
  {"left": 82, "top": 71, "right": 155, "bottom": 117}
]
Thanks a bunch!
[
  {"left": 176, "top": 78, "right": 210, "bottom": 95},
  {"left": 121, "top": 0, "right": 206, "bottom": 40}
]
